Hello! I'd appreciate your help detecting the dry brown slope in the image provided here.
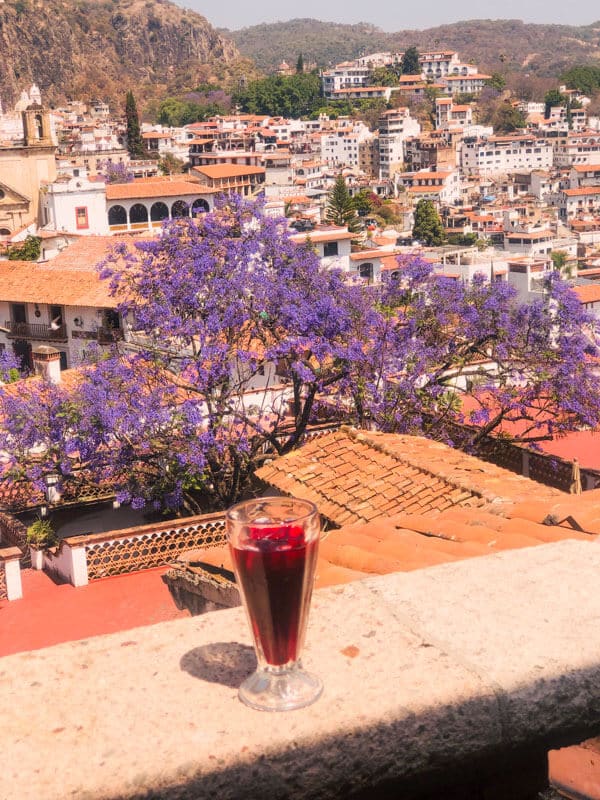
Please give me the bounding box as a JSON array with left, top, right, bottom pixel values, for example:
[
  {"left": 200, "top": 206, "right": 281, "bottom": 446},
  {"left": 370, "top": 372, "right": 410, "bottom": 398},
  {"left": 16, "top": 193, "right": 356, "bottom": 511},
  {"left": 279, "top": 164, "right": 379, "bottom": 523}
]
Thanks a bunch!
[{"left": 0, "top": 0, "right": 241, "bottom": 107}]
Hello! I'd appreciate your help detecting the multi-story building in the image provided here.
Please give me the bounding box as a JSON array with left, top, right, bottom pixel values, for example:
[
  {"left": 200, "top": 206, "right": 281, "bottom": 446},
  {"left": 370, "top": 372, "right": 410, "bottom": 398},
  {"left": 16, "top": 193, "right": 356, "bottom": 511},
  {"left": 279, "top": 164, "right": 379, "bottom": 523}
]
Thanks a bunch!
[
  {"left": 551, "top": 133, "right": 600, "bottom": 167},
  {"left": 396, "top": 169, "right": 461, "bottom": 205},
  {"left": 331, "top": 86, "right": 394, "bottom": 103},
  {"left": 404, "top": 131, "right": 459, "bottom": 172},
  {"left": 358, "top": 136, "right": 380, "bottom": 178},
  {"left": 435, "top": 98, "right": 473, "bottom": 130},
  {"left": 378, "top": 108, "right": 421, "bottom": 179},
  {"left": 440, "top": 74, "right": 491, "bottom": 96},
  {"left": 569, "top": 164, "right": 600, "bottom": 189},
  {"left": 0, "top": 236, "right": 127, "bottom": 371},
  {"left": 321, "top": 62, "right": 372, "bottom": 99},
  {"left": 190, "top": 164, "right": 266, "bottom": 197},
  {"left": 461, "top": 135, "right": 553, "bottom": 176},
  {"left": 419, "top": 51, "right": 462, "bottom": 79},
  {"left": 559, "top": 186, "right": 600, "bottom": 221},
  {"left": 320, "top": 123, "right": 374, "bottom": 168}
]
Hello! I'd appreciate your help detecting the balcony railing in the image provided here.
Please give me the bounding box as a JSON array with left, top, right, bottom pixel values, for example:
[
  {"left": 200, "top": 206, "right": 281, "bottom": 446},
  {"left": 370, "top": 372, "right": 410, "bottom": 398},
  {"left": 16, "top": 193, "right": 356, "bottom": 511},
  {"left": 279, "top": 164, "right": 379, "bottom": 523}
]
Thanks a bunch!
[
  {"left": 97, "top": 326, "right": 124, "bottom": 345},
  {"left": 4, "top": 320, "right": 68, "bottom": 342}
]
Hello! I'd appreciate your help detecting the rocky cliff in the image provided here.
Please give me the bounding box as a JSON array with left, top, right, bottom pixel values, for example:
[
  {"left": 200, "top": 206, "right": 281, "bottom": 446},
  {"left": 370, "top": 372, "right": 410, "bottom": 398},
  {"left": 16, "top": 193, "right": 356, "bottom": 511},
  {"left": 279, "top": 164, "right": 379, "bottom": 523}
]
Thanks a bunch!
[{"left": 0, "top": 0, "right": 241, "bottom": 109}]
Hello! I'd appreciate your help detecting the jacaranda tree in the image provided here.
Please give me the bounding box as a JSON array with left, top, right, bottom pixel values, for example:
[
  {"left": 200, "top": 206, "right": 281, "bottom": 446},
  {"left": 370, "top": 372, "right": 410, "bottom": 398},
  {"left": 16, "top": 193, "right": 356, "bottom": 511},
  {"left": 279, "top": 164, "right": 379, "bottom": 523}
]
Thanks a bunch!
[
  {"left": 0, "top": 200, "right": 598, "bottom": 514},
  {"left": 355, "top": 256, "right": 600, "bottom": 444},
  {"left": 0, "top": 196, "right": 369, "bottom": 513}
]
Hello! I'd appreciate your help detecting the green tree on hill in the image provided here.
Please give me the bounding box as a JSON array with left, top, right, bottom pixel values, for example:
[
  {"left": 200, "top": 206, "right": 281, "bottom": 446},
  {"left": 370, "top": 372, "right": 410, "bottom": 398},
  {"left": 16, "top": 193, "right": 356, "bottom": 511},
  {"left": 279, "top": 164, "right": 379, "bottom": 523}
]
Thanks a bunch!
[
  {"left": 233, "top": 73, "right": 322, "bottom": 118},
  {"left": 325, "top": 175, "right": 361, "bottom": 234},
  {"left": 125, "top": 90, "right": 145, "bottom": 159},
  {"left": 544, "top": 89, "right": 566, "bottom": 119},
  {"left": 492, "top": 103, "right": 527, "bottom": 133},
  {"left": 561, "top": 65, "right": 600, "bottom": 95},
  {"left": 412, "top": 199, "right": 445, "bottom": 246},
  {"left": 402, "top": 46, "right": 420, "bottom": 76}
]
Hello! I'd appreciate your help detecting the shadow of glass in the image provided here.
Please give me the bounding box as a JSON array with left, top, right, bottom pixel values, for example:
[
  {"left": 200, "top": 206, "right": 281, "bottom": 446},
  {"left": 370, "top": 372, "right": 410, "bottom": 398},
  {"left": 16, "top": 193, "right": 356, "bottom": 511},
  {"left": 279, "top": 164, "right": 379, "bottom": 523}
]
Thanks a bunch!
[{"left": 180, "top": 642, "right": 257, "bottom": 688}]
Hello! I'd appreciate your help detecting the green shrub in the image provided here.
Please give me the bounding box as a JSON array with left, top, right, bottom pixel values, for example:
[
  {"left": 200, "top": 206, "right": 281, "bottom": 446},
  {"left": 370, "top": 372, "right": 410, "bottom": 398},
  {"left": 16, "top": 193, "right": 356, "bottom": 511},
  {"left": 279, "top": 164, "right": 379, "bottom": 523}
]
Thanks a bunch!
[{"left": 26, "top": 518, "right": 58, "bottom": 549}]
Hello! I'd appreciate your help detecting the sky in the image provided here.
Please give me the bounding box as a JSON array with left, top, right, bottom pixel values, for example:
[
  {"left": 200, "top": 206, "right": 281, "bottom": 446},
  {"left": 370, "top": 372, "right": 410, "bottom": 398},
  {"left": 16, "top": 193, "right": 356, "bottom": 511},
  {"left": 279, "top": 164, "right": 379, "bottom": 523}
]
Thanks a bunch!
[{"left": 180, "top": 0, "right": 600, "bottom": 31}]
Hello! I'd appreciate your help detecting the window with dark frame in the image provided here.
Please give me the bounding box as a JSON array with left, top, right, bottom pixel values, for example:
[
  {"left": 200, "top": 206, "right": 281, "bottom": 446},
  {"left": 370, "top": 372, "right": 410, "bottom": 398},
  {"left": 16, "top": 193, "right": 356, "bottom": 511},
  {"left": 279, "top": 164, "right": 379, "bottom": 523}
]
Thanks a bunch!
[{"left": 75, "top": 206, "right": 89, "bottom": 229}]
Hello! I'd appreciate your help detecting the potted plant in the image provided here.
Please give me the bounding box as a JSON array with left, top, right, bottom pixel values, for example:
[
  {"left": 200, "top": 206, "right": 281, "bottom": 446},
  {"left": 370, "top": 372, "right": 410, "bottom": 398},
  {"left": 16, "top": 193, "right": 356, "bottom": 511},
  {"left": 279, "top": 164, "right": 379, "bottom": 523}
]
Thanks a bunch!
[{"left": 26, "top": 518, "right": 58, "bottom": 569}]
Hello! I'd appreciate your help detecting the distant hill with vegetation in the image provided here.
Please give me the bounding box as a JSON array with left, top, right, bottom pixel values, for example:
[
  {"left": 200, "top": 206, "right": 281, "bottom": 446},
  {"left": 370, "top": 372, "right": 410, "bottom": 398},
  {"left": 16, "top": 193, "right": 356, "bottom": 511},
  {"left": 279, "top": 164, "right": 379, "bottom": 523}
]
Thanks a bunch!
[{"left": 225, "top": 17, "right": 600, "bottom": 79}]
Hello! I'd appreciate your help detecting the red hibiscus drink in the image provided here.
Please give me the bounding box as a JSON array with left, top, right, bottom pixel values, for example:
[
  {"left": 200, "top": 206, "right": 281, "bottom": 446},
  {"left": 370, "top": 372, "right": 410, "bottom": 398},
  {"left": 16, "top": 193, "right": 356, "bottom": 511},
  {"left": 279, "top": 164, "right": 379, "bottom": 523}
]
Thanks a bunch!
[{"left": 226, "top": 497, "right": 323, "bottom": 711}]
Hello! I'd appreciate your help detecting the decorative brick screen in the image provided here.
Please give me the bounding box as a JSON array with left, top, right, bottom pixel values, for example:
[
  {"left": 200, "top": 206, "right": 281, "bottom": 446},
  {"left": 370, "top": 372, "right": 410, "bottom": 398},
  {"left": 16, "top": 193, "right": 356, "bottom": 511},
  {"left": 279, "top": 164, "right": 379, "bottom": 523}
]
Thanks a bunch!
[
  {"left": 0, "top": 562, "right": 7, "bottom": 601},
  {"left": 84, "top": 515, "right": 227, "bottom": 580},
  {"left": 0, "top": 513, "right": 29, "bottom": 567}
]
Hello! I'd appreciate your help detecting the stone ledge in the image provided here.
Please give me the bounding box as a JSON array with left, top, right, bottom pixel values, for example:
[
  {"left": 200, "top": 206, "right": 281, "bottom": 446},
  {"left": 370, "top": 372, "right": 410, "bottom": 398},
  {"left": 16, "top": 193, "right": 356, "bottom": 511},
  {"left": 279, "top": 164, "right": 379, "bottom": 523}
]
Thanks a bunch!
[
  {"left": 0, "top": 546, "right": 22, "bottom": 562},
  {"left": 2, "top": 540, "right": 600, "bottom": 800}
]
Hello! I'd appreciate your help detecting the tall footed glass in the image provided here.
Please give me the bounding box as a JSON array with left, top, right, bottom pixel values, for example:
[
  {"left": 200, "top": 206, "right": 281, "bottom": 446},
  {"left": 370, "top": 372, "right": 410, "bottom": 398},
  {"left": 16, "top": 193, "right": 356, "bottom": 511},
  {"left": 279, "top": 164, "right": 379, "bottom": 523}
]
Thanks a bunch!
[{"left": 226, "top": 497, "right": 323, "bottom": 711}]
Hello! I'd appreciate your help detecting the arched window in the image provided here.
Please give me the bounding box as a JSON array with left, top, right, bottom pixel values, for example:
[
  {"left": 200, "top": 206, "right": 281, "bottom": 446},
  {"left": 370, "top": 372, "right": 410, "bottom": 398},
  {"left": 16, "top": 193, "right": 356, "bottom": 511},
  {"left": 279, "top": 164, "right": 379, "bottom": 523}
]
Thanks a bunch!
[
  {"left": 129, "top": 203, "right": 148, "bottom": 225},
  {"left": 150, "top": 201, "right": 169, "bottom": 222},
  {"left": 0, "top": 228, "right": 10, "bottom": 236},
  {"left": 192, "top": 198, "right": 209, "bottom": 215},
  {"left": 35, "top": 114, "right": 43, "bottom": 139},
  {"left": 171, "top": 200, "right": 188, "bottom": 218},
  {"left": 108, "top": 205, "right": 127, "bottom": 226},
  {"left": 359, "top": 263, "right": 374, "bottom": 284}
]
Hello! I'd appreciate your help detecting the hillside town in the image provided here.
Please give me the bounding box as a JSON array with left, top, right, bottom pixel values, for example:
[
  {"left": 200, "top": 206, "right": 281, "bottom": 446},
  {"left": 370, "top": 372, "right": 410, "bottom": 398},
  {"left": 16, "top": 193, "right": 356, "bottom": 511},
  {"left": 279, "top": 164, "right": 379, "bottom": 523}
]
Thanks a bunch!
[{"left": 2, "top": 33, "right": 600, "bottom": 800}]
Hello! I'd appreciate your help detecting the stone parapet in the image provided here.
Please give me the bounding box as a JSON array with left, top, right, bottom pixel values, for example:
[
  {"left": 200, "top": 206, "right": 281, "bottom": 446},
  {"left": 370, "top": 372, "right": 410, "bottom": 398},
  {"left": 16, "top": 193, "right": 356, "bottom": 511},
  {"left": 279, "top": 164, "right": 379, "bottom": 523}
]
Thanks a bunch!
[{"left": 2, "top": 540, "right": 600, "bottom": 799}]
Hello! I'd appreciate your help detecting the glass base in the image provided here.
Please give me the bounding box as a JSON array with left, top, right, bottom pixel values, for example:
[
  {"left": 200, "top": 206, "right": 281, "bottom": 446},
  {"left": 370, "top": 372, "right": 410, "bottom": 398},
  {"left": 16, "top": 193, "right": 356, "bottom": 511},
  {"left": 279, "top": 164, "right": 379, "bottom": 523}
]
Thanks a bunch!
[{"left": 238, "top": 661, "right": 323, "bottom": 712}]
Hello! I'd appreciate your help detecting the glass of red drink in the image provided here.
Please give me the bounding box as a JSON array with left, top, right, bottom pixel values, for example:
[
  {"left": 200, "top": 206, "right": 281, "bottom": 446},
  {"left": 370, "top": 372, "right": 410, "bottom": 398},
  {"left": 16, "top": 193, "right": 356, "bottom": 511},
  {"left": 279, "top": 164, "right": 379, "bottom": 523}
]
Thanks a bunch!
[{"left": 226, "top": 496, "right": 323, "bottom": 711}]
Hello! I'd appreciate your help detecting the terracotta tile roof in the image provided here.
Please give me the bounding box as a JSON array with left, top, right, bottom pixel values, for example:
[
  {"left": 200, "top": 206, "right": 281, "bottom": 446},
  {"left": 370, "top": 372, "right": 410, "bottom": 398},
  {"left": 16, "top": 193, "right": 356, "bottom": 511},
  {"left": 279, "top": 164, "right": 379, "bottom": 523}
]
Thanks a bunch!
[
  {"left": 106, "top": 181, "right": 217, "bottom": 200},
  {"left": 0, "top": 261, "right": 117, "bottom": 306},
  {"left": 191, "top": 164, "right": 266, "bottom": 179},
  {"left": 563, "top": 187, "right": 600, "bottom": 197},
  {"left": 0, "top": 235, "right": 145, "bottom": 306},
  {"left": 181, "top": 492, "right": 597, "bottom": 592},
  {"left": 43, "top": 235, "right": 143, "bottom": 272},
  {"left": 574, "top": 284, "right": 600, "bottom": 304},
  {"left": 572, "top": 164, "right": 600, "bottom": 172},
  {"left": 289, "top": 229, "right": 355, "bottom": 244},
  {"left": 255, "top": 426, "right": 563, "bottom": 527}
]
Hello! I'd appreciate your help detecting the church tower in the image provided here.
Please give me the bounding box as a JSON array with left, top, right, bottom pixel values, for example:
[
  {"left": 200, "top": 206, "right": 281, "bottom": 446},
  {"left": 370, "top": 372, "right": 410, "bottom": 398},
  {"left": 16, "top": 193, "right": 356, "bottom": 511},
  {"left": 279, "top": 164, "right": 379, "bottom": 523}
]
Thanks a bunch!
[{"left": 22, "top": 104, "right": 53, "bottom": 147}]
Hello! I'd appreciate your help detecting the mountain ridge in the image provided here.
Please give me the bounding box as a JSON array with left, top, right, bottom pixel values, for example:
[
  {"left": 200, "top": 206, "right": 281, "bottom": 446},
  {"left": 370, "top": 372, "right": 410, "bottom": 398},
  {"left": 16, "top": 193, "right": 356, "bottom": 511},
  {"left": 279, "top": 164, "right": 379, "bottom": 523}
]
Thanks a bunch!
[{"left": 224, "top": 17, "right": 600, "bottom": 78}]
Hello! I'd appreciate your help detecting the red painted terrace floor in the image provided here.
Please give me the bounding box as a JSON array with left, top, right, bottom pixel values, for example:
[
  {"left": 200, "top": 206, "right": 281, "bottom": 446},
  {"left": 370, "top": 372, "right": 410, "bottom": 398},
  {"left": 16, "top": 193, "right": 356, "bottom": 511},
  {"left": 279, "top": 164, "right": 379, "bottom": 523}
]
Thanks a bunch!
[{"left": 0, "top": 566, "right": 190, "bottom": 658}]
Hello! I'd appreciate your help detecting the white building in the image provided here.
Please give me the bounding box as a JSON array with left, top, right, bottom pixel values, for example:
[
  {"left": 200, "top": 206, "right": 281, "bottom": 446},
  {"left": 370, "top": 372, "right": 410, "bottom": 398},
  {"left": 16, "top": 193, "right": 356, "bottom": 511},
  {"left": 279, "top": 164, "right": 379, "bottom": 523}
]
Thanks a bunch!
[
  {"left": 551, "top": 133, "right": 600, "bottom": 167},
  {"left": 568, "top": 164, "right": 600, "bottom": 189},
  {"left": 378, "top": 108, "right": 421, "bottom": 179},
  {"left": 0, "top": 236, "right": 127, "bottom": 370},
  {"left": 321, "top": 62, "right": 372, "bottom": 99},
  {"left": 559, "top": 186, "right": 600, "bottom": 222},
  {"left": 435, "top": 98, "right": 474, "bottom": 131},
  {"left": 440, "top": 74, "right": 491, "bottom": 96},
  {"left": 397, "top": 169, "right": 461, "bottom": 205},
  {"left": 288, "top": 227, "right": 354, "bottom": 272},
  {"left": 320, "top": 123, "right": 374, "bottom": 168},
  {"left": 106, "top": 179, "right": 217, "bottom": 233},
  {"left": 41, "top": 172, "right": 109, "bottom": 235},
  {"left": 461, "top": 135, "right": 553, "bottom": 176}
]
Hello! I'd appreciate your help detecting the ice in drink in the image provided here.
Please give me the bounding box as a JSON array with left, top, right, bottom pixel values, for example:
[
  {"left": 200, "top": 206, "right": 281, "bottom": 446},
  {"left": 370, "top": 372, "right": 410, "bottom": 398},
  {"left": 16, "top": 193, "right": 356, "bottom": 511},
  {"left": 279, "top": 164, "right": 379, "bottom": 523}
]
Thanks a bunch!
[{"left": 230, "top": 524, "right": 319, "bottom": 666}]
